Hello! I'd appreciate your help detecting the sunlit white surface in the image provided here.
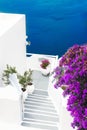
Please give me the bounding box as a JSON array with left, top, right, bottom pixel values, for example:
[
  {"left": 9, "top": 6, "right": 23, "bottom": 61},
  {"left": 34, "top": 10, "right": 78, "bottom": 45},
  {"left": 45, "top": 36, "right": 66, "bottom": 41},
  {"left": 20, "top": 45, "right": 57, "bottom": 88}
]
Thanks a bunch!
[
  {"left": 0, "top": 85, "right": 20, "bottom": 100},
  {"left": 0, "top": 13, "right": 25, "bottom": 37},
  {"left": 0, "top": 85, "right": 21, "bottom": 125},
  {"left": 0, "top": 13, "right": 27, "bottom": 87},
  {"left": 0, "top": 122, "right": 42, "bottom": 130}
]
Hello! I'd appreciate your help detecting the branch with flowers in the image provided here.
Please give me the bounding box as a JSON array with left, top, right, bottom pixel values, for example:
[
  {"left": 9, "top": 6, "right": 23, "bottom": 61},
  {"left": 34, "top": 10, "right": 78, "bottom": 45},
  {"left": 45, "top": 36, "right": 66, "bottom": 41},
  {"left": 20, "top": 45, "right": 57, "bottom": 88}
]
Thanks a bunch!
[
  {"left": 40, "top": 59, "right": 50, "bottom": 69},
  {"left": 53, "top": 44, "right": 87, "bottom": 130}
]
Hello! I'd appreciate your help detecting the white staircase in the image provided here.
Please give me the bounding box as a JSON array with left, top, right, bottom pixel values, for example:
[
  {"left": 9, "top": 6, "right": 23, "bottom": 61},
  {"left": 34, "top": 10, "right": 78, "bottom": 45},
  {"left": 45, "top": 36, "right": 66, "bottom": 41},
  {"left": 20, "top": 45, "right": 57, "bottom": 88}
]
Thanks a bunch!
[{"left": 21, "top": 89, "right": 59, "bottom": 130}]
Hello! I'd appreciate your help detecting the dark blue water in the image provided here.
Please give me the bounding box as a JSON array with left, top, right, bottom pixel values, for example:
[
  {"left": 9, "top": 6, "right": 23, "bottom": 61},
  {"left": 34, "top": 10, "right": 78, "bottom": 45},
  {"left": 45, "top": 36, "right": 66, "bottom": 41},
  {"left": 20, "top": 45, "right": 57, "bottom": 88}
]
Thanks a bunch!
[{"left": 0, "top": 0, "right": 87, "bottom": 56}]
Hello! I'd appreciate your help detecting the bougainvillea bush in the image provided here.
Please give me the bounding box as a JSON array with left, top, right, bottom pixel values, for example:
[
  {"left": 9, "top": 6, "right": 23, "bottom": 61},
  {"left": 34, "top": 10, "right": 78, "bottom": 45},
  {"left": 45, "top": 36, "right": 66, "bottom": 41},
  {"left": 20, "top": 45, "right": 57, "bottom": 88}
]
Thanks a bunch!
[{"left": 53, "top": 44, "right": 87, "bottom": 130}]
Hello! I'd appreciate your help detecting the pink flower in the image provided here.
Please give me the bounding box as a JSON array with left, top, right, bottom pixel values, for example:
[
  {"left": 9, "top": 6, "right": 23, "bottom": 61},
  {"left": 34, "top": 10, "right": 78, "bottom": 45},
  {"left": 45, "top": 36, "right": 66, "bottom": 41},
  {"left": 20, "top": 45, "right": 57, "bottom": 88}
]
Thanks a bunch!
[{"left": 40, "top": 59, "right": 50, "bottom": 69}]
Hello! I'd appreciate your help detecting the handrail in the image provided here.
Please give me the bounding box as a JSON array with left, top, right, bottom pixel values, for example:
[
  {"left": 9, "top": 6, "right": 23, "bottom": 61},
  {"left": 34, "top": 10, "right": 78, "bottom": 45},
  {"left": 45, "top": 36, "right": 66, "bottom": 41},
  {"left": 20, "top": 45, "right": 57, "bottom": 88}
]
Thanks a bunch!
[{"left": 26, "top": 53, "right": 58, "bottom": 59}]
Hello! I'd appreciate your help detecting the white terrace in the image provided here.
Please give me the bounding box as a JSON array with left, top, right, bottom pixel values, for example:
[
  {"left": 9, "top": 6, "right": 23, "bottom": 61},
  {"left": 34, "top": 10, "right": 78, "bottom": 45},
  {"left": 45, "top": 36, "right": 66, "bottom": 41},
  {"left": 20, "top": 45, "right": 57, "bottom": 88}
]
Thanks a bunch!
[{"left": 0, "top": 13, "right": 74, "bottom": 130}]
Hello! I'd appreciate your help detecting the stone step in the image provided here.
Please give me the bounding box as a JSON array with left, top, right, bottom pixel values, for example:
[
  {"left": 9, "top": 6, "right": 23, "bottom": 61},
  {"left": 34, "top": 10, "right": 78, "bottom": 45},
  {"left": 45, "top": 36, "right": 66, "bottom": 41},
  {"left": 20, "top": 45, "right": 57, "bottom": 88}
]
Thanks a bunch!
[
  {"left": 25, "top": 98, "right": 52, "bottom": 104},
  {"left": 28, "top": 93, "right": 50, "bottom": 99},
  {"left": 24, "top": 109, "right": 58, "bottom": 117},
  {"left": 24, "top": 113, "right": 58, "bottom": 122},
  {"left": 23, "top": 118, "right": 58, "bottom": 125},
  {"left": 27, "top": 95, "right": 51, "bottom": 101},
  {"left": 21, "top": 121, "right": 58, "bottom": 130},
  {"left": 32, "top": 89, "right": 48, "bottom": 96},
  {"left": 24, "top": 101, "right": 54, "bottom": 108},
  {"left": 24, "top": 104, "right": 57, "bottom": 113}
]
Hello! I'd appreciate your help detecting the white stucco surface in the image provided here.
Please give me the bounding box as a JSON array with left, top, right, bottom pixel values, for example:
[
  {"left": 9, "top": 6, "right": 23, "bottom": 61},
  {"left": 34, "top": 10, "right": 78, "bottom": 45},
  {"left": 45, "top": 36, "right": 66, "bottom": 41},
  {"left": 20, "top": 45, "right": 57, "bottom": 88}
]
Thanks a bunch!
[{"left": 0, "top": 13, "right": 27, "bottom": 87}]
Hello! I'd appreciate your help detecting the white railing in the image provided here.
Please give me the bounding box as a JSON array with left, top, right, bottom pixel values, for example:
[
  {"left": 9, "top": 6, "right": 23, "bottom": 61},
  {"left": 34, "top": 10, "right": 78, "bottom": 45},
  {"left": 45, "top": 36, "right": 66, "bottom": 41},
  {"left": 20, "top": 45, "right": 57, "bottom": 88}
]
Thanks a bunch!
[{"left": 26, "top": 53, "right": 58, "bottom": 58}]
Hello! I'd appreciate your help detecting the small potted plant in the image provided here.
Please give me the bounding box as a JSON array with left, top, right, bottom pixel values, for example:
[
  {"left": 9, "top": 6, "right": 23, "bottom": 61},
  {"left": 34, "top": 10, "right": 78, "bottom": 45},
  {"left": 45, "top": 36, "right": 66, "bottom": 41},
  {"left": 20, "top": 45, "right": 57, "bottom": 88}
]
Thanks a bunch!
[
  {"left": 18, "top": 69, "right": 34, "bottom": 96},
  {"left": 40, "top": 59, "right": 50, "bottom": 76},
  {"left": 2, "top": 64, "right": 17, "bottom": 86}
]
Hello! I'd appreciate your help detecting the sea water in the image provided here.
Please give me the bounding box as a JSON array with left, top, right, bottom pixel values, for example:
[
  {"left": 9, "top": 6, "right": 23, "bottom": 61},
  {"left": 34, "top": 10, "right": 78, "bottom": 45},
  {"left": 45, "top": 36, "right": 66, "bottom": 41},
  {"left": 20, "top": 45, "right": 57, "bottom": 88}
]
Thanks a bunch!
[{"left": 0, "top": 0, "right": 87, "bottom": 56}]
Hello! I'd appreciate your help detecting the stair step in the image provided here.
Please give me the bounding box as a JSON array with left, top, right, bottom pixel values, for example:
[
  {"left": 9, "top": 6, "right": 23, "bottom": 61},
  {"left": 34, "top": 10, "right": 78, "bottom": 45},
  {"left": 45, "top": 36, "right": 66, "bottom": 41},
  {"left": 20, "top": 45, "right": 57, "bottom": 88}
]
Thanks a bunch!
[
  {"left": 23, "top": 118, "right": 58, "bottom": 125},
  {"left": 24, "top": 104, "right": 57, "bottom": 113},
  {"left": 32, "top": 89, "right": 48, "bottom": 96},
  {"left": 28, "top": 93, "right": 49, "bottom": 99},
  {"left": 24, "top": 113, "right": 59, "bottom": 122},
  {"left": 24, "top": 101, "right": 54, "bottom": 108},
  {"left": 25, "top": 98, "right": 52, "bottom": 104},
  {"left": 24, "top": 109, "right": 58, "bottom": 117},
  {"left": 27, "top": 95, "right": 51, "bottom": 102},
  {"left": 21, "top": 121, "right": 58, "bottom": 130}
]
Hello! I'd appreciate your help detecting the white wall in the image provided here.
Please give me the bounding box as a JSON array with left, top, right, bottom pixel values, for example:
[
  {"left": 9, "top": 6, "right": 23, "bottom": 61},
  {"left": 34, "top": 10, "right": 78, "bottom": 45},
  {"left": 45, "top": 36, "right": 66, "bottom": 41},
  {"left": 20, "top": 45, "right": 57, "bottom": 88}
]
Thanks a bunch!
[
  {"left": 59, "top": 105, "right": 74, "bottom": 130},
  {"left": 48, "top": 80, "right": 74, "bottom": 130},
  {"left": 0, "top": 13, "right": 27, "bottom": 87}
]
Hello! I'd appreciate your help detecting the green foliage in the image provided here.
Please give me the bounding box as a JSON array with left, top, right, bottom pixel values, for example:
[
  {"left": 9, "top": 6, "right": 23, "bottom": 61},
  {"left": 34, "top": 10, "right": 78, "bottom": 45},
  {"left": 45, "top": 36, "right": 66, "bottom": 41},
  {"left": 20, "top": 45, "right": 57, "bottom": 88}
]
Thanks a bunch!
[
  {"left": 2, "top": 64, "right": 17, "bottom": 85},
  {"left": 18, "top": 69, "right": 33, "bottom": 89},
  {"left": 2, "top": 65, "right": 33, "bottom": 92}
]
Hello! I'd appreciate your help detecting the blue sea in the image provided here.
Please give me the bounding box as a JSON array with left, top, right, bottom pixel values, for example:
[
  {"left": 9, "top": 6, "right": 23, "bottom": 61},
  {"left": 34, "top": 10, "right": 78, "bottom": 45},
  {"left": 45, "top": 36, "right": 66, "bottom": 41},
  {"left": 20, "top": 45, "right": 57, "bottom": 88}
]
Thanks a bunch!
[{"left": 0, "top": 0, "right": 87, "bottom": 56}]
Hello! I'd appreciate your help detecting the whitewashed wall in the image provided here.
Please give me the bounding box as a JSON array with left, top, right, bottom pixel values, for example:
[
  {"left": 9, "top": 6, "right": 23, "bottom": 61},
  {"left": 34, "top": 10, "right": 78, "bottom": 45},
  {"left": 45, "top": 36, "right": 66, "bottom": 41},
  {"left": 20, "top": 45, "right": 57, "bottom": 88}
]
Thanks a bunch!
[
  {"left": 0, "top": 13, "right": 27, "bottom": 87},
  {"left": 48, "top": 79, "right": 74, "bottom": 130}
]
